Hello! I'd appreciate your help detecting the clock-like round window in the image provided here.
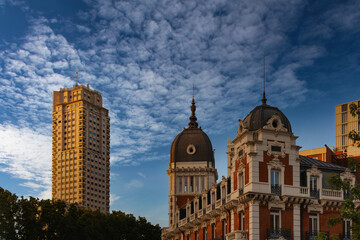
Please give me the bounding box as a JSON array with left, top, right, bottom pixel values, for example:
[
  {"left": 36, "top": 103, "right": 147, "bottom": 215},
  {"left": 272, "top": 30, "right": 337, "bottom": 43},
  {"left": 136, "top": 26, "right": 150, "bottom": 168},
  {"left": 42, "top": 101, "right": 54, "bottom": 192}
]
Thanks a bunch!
[{"left": 187, "top": 144, "right": 196, "bottom": 155}]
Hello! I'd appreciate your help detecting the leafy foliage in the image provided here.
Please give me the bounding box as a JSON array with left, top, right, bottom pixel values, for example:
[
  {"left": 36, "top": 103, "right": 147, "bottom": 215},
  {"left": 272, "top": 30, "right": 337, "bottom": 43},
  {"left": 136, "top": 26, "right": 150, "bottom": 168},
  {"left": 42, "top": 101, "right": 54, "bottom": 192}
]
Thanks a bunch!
[
  {"left": 314, "top": 232, "right": 328, "bottom": 240},
  {"left": 327, "top": 103, "right": 360, "bottom": 239},
  {"left": 0, "top": 187, "right": 161, "bottom": 240},
  {"left": 349, "top": 103, "right": 360, "bottom": 147}
]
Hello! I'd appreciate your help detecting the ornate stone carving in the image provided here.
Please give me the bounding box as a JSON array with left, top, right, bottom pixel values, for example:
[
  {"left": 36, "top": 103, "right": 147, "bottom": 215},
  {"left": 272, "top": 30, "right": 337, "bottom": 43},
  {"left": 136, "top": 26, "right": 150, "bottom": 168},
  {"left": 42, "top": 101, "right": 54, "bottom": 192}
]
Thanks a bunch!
[
  {"left": 267, "top": 141, "right": 285, "bottom": 159},
  {"left": 263, "top": 113, "right": 288, "bottom": 132}
]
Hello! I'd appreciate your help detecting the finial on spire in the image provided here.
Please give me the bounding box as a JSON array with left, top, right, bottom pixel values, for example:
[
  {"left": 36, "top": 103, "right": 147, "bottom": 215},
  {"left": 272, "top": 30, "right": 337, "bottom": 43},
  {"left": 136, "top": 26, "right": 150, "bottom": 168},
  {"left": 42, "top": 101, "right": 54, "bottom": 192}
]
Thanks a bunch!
[
  {"left": 188, "top": 85, "right": 198, "bottom": 129},
  {"left": 262, "top": 54, "right": 267, "bottom": 105},
  {"left": 76, "top": 72, "right": 78, "bottom": 86}
]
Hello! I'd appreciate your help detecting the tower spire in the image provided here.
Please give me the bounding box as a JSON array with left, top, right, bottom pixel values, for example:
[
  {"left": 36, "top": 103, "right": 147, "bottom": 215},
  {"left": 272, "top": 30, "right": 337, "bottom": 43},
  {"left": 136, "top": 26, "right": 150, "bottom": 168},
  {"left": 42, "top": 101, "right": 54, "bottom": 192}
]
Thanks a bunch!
[
  {"left": 188, "top": 85, "right": 198, "bottom": 128},
  {"left": 262, "top": 54, "right": 267, "bottom": 105},
  {"left": 76, "top": 72, "right": 79, "bottom": 86}
]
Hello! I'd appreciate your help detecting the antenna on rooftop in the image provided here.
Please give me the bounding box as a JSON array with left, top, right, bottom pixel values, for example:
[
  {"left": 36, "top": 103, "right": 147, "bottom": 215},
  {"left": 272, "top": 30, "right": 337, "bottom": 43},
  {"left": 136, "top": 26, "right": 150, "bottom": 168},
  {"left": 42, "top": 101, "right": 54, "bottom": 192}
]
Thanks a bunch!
[
  {"left": 76, "top": 72, "right": 78, "bottom": 86},
  {"left": 262, "top": 54, "right": 267, "bottom": 105}
]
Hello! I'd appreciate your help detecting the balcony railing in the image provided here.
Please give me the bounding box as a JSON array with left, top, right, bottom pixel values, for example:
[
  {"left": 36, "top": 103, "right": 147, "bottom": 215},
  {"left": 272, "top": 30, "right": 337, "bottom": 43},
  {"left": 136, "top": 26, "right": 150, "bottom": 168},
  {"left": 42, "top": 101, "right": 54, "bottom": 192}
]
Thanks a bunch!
[
  {"left": 322, "top": 189, "right": 342, "bottom": 199},
  {"left": 300, "top": 187, "right": 308, "bottom": 195},
  {"left": 271, "top": 185, "right": 282, "bottom": 195},
  {"left": 339, "top": 232, "right": 352, "bottom": 240},
  {"left": 310, "top": 189, "right": 319, "bottom": 198},
  {"left": 226, "top": 230, "right": 248, "bottom": 240},
  {"left": 266, "top": 228, "right": 291, "bottom": 240},
  {"left": 305, "top": 231, "right": 329, "bottom": 240}
]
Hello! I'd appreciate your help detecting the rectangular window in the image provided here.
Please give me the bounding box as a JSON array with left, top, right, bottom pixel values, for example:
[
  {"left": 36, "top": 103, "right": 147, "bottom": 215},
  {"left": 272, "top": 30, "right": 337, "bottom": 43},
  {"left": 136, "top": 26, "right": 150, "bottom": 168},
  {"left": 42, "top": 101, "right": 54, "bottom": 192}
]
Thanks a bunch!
[
  {"left": 271, "top": 171, "right": 279, "bottom": 186},
  {"left": 239, "top": 211, "right": 245, "bottom": 230},
  {"left": 270, "top": 210, "right": 280, "bottom": 230},
  {"left": 310, "top": 176, "right": 317, "bottom": 191},
  {"left": 239, "top": 172, "right": 244, "bottom": 191},
  {"left": 342, "top": 112, "right": 348, "bottom": 123},
  {"left": 309, "top": 213, "right": 319, "bottom": 233},
  {"left": 222, "top": 219, "right": 227, "bottom": 236},
  {"left": 343, "top": 219, "right": 351, "bottom": 238},
  {"left": 203, "top": 228, "right": 207, "bottom": 240},
  {"left": 212, "top": 224, "right": 216, "bottom": 239},
  {"left": 342, "top": 104, "right": 348, "bottom": 112},
  {"left": 342, "top": 124, "right": 347, "bottom": 134},
  {"left": 271, "top": 146, "right": 282, "bottom": 152}
]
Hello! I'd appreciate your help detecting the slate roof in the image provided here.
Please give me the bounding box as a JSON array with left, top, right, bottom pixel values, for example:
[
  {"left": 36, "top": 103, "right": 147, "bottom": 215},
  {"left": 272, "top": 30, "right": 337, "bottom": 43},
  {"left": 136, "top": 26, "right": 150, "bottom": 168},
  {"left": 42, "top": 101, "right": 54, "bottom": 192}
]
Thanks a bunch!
[
  {"left": 242, "top": 103, "right": 292, "bottom": 133},
  {"left": 300, "top": 155, "right": 347, "bottom": 172}
]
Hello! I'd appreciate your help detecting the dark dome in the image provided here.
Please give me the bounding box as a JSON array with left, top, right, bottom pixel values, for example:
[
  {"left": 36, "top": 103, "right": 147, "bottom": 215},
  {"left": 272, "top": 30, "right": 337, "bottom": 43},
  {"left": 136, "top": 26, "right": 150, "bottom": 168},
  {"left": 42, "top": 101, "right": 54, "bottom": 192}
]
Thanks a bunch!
[
  {"left": 170, "top": 128, "right": 214, "bottom": 164},
  {"left": 170, "top": 98, "right": 214, "bottom": 165},
  {"left": 242, "top": 103, "right": 292, "bottom": 132}
]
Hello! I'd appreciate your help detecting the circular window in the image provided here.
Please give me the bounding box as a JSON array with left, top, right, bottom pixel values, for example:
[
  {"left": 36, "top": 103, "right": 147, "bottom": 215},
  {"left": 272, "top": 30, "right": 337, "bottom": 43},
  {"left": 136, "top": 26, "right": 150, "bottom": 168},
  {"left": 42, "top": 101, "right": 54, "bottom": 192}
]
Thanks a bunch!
[
  {"left": 272, "top": 120, "right": 278, "bottom": 128},
  {"left": 187, "top": 144, "right": 196, "bottom": 155}
]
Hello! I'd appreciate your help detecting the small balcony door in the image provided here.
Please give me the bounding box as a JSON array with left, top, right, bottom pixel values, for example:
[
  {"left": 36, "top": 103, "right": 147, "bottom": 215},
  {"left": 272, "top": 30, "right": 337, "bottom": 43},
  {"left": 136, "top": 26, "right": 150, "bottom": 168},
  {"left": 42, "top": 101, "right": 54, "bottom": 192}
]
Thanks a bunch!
[{"left": 309, "top": 213, "right": 319, "bottom": 235}]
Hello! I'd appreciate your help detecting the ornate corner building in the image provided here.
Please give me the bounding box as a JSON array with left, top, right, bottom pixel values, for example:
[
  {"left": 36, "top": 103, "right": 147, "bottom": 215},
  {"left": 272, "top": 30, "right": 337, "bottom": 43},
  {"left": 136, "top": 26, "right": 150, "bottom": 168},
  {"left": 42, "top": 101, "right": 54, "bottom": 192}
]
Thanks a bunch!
[
  {"left": 52, "top": 84, "right": 110, "bottom": 213},
  {"left": 162, "top": 96, "right": 356, "bottom": 240}
]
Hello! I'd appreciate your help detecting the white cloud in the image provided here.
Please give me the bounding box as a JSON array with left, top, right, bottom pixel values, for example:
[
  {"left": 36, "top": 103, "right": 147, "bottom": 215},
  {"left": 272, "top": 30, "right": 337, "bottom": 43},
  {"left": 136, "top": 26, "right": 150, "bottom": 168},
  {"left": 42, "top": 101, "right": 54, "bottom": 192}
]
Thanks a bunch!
[
  {"left": 125, "top": 179, "right": 144, "bottom": 189},
  {"left": 110, "top": 193, "right": 120, "bottom": 206},
  {"left": 0, "top": 124, "right": 51, "bottom": 198}
]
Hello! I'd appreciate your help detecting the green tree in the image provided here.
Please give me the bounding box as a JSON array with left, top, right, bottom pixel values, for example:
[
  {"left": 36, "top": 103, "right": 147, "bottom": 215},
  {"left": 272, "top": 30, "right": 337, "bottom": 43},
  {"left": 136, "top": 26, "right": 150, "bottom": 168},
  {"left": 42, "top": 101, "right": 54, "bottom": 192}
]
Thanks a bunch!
[
  {"left": 0, "top": 187, "right": 19, "bottom": 240},
  {"left": 0, "top": 187, "right": 161, "bottom": 240},
  {"left": 328, "top": 103, "right": 360, "bottom": 239}
]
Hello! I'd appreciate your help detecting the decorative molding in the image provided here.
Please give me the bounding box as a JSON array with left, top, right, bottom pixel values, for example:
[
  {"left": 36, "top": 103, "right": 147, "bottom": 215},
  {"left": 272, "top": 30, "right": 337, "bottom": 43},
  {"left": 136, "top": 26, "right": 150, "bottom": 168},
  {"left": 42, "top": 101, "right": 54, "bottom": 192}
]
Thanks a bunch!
[
  {"left": 340, "top": 168, "right": 355, "bottom": 185},
  {"left": 307, "top": 202, "right": 323, "bottom": 214},
  {"left": 237, "top": 120, "right": 245, "bottom": 136},
  {"left": 220, "top": 212, "right": 227, "bottom": 220},
  {"left": 268, "top": 196, "right": 285, "bottom": 210},
  {"left": 263, "top": 113, "right": 288, "bottom": 132},
  {"left": 267, "top": 158, "right": 285, "bottom": 171},
  {"left": 307, "top": 165, "right": 321, "bottom": 177},
  {"left": 267, "top": 141, "right": 286, "bottom": 159}
]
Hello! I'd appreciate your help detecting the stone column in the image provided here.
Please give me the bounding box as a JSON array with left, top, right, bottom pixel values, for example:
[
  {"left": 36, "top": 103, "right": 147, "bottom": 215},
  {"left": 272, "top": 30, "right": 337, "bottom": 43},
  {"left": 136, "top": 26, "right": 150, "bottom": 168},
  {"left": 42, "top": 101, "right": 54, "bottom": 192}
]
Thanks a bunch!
[
  {"left": 293, "top": 204, "right": 301, "bottom": 240},
  {"left": 249, "top": 201, "right": 260, "bottom": 240}
]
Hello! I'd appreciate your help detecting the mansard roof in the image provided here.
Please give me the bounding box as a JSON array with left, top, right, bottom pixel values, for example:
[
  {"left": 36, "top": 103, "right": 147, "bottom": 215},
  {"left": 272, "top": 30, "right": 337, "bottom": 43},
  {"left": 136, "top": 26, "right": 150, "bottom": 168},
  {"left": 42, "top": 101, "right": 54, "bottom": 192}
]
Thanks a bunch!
[{"left": 299, "top": 155, "right": 348, "bottom": 172}]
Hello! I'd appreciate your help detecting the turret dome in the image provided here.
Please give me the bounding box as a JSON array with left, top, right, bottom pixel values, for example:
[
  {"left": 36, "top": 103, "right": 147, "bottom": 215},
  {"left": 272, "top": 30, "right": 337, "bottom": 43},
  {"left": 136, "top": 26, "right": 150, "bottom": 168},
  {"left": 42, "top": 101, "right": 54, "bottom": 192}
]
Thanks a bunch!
[{"left": 170, "top": 98, "right": 215, "bottom": 165}]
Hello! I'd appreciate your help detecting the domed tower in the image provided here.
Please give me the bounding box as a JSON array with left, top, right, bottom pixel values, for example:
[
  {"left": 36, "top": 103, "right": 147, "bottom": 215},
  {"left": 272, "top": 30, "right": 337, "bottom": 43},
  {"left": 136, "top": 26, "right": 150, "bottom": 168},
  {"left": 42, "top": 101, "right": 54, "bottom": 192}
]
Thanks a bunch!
[
  {"left": 167, "top": 97, "right": 218, "bottom": 229},
  {"left": 226, "top": 94, "right": 301, "bottom": 240}
]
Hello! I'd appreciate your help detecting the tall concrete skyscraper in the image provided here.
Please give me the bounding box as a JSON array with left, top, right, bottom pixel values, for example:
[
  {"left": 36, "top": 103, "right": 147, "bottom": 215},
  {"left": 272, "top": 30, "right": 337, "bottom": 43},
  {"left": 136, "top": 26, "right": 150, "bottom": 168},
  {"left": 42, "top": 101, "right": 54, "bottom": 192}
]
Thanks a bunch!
[
  {"left": 335, "top": 99, "right": 360, "bottom": 150},
  {"left": 52, "top": 84, "right": 110, "bottom": 213}
]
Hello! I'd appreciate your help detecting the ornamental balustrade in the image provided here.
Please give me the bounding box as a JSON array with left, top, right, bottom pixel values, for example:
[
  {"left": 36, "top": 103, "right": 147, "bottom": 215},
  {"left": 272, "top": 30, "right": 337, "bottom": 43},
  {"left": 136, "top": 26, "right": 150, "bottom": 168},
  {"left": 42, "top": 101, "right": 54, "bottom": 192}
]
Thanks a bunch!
[
  {"left": 225, "top": 230, "right": 248, "bottom": 240},
  {"left": 266, "top": 228, "right": 291, "bottom": 240}
]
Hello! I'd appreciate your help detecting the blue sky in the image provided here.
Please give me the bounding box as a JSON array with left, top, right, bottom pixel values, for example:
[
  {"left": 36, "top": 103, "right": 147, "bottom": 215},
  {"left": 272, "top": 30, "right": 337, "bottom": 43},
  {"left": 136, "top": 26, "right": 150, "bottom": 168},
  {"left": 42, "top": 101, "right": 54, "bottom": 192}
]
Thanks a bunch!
[{"left": 0, "top": 0, "right": 359, "bottom": 226}]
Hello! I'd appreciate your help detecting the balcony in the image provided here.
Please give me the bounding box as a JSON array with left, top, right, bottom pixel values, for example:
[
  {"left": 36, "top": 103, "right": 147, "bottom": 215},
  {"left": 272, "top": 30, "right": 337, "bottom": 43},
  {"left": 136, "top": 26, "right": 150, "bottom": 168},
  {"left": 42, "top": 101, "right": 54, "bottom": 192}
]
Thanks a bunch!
[
  {"left": 271, "top": 185, "right": 282, "bottom": 196},
  {"left": 321, "top": 189, "right": 342, "bottom": 200},
  {"left": 310, "top": 189, "right": 319, "bottom": 198},
  {"left": 305, "top": 231, "right": 329, "bottom": 240},
  {"left": 226, "top": 230, "right": 248, "bottom": 240},
  {"left": 339, "top": 232, "right": 351, "bottom": 240},
  {"left": 266, "top": 228, "right": 291, "bottom": 240},
  {"left": 215, "top": 199, "right": 222, "bottom": 209}
]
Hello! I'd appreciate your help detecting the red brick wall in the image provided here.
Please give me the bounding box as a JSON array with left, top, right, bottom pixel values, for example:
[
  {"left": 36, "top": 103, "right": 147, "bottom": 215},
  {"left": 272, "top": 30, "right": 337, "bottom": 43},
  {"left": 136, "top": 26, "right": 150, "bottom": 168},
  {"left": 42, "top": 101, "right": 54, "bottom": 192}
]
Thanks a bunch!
[
  {"left": 245, "top": 206, "right": 249, "bottom": 231},
  {"left": 176, "top": 196, "right": 195, "bottom": 208},
  {"left": 320, "top": 209, "right": 342, "bottom": 236},
  {"left": 282, "top": 206, "right": 293, "bottom": 232},
  {"left": 259, "top": 151, "right": 293, "bottom": 185},
  {"left": 259, "top": 203, "right": 270, "bottom": 240},
  {"left": 234, "top": 210, "right": 239, "bottom": 231}
]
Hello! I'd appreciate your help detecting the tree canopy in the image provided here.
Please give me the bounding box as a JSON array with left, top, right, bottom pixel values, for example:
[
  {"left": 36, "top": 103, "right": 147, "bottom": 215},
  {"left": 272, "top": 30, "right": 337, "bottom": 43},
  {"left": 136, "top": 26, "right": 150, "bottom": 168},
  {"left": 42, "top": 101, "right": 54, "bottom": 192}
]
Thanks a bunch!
[
  {"left": 327, "top": 103, "right": 360, "bottom": 240},
  {"left": 0, "top": 187, "right": 161, "bottom": 240}
]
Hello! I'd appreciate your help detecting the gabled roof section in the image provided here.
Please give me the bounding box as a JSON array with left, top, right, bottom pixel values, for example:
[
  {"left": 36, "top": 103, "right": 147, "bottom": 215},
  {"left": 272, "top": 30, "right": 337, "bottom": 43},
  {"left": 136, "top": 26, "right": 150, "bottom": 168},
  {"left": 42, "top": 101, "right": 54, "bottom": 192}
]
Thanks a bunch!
[{"left": 300, "top": 155, "right": 347, "bottom": 172}]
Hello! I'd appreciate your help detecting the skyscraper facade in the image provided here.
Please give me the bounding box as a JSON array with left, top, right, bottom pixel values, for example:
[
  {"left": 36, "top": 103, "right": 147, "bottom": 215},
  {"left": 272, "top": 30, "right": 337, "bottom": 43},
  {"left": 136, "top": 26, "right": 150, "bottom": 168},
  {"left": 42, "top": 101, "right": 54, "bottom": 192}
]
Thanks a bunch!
[
  {"left": 335, "top": 99, "right": 360, "bottom": 150},
  {"left": 52, "top": 84, "right": 110, "bottom": 213}
]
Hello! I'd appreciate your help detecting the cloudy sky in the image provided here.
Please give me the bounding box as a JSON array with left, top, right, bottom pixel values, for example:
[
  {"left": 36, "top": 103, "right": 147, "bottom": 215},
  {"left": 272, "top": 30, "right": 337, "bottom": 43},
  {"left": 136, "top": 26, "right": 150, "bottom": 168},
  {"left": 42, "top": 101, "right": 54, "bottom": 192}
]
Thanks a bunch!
[{"left": 0, "top": 0, "right": 359, "bottom": 226}]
